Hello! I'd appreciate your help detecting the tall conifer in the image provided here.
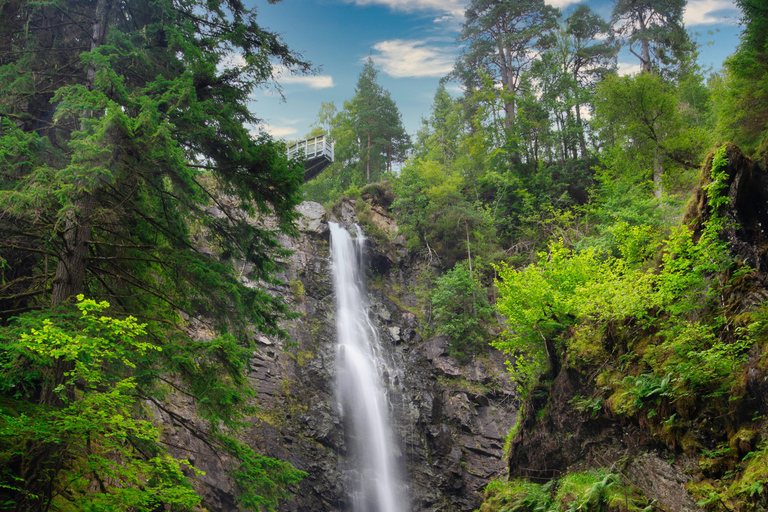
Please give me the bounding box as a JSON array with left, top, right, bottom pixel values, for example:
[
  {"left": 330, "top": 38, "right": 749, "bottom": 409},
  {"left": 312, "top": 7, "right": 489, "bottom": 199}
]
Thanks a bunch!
[{"left": 0, "top": 0, "right": 308, "bottom": 508}]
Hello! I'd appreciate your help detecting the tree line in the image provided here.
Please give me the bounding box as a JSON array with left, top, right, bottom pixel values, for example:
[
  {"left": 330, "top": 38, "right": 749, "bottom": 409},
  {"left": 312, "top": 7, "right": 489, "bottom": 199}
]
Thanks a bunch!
[{"left": 301, "top": 0, "right": 755, "bottom": 367}]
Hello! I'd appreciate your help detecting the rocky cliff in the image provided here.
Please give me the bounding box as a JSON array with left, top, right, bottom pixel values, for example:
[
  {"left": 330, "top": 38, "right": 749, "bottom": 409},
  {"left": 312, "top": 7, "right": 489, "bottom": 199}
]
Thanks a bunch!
[
  {"left": 489, "top": 145, "right": 768, "bottom": 512},
  {"left": 163, "top": 198, "right": 520, "bottom": 511}
]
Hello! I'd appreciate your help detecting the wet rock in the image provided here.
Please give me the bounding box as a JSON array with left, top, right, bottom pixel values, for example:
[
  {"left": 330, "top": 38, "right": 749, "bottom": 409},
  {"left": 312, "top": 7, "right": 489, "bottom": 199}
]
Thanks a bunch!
[
  {"left": 685, "top": 144, "right": 768, "bottom": 272},
  {"left": 508, "top": 367, "right": 645, "bottom": 480},
  {"left": 183, "top": 199, "right": 520, "bottom": 512},
  {"left": 296, "top": 201, "right": 327, "bottom": 234},
  {"left": 626, "top": 453, "right": 702, "bottom": 512}
]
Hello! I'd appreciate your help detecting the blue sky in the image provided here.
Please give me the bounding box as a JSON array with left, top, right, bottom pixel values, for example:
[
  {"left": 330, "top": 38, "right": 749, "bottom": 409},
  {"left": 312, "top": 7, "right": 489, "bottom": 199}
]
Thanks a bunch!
[{"left": 246, "top": 0, "right": 743, "bottom": 142}]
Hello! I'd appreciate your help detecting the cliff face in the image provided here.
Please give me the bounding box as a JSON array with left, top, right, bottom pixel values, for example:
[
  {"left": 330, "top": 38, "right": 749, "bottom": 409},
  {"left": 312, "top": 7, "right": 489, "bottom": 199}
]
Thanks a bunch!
[
  {"left": 165, "top": 199, "right": 520, "bottom": 511},
  {"left": 494, "top": 145, "right": 768, "bottom": 512}
]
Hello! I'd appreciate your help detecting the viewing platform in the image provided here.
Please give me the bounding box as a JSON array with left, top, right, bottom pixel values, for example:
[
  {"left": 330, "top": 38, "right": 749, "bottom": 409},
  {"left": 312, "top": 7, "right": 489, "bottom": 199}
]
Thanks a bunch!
[{"left": 287, "top": 135, "right": 335, "bottom": 182}]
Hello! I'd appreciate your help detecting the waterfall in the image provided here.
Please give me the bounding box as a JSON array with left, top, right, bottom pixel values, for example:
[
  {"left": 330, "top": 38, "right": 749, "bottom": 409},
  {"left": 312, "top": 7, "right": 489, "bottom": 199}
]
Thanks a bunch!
[{"left": 329, "top": 222, "right": 405, "bottom": 512}]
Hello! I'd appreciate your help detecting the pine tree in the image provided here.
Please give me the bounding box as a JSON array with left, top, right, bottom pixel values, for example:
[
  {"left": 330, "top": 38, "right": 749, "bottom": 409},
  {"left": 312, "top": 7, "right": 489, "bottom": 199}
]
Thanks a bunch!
[
  {"left": 611, "top": 0, "right": 692, "bottom": 75},
  {"left": 457, "top": 0, "right": 560, "bottom": 131},
  {"left": 350, "top": 58, "right": 410, "bottom": 181},
  {"left": 379, "top": 90, "right": 410, "bottom": 173},
  {"left": 353, "top": 58, "right": 385, "bottom": 182},
  {"left": 565, "top": 5, "right": 617, "bottom": 154},
  {"left": 0, "top": 0, "right": 308, "bottom": 508}
]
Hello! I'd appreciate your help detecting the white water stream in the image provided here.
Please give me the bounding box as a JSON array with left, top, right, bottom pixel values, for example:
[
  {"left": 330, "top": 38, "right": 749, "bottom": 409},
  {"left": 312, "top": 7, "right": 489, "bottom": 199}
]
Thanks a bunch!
[{"left": 330, "top": 222, "right": 405, "bottom": 512}]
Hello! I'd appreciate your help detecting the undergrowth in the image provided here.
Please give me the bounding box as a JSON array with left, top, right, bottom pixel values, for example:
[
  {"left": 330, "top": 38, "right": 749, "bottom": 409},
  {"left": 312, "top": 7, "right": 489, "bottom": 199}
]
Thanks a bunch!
[{"left": 479, "top": 468, "right": 650, "bottom": 512}]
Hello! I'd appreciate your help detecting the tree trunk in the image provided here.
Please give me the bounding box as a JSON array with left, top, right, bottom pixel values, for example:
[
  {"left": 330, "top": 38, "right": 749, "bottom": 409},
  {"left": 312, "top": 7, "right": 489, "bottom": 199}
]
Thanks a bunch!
[
  {"left": 51, "top": 196, "right": 95, "bottom": 305},
  {"left": 638, "top": 11, "right": 652, "bottom": 73},
  {"left": 653, "top": 146, "right": 664, "bottom": 198},
  {"left": 366, "top": 132, "right": 371, "bottom": 182},
  {"left": 50, "top": 0, "right": 110, "bottom": 307},
  {"left": 575, "top": 101, "right": 587, "bottom": 157},
  {"left": 641, "top": 39, "right": 652, "bottom": 73},
  {"left": 465, "top": 221, "right": 477, "bottom": 321},
  {"left": 496, "top": 30, "right": 516, "bottom": 132},
  {"left": 22, "top": 2, "right": 112, "bottom": 507}
]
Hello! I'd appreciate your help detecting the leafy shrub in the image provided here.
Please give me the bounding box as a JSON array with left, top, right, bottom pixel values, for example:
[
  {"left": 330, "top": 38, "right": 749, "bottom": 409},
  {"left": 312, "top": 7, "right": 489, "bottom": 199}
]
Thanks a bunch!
[
  {"left": 0, "top": 297, "right": 305, "bottom": 511},
  {"left": 432, "top": 262, "right": 494, "bottom": 360}
]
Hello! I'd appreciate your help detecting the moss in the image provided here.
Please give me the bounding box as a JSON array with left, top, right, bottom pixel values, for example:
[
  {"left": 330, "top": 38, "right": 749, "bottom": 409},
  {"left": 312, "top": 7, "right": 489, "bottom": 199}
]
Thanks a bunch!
[
  {"left": 354, "top": 200, "right": 391, "bottom": 247},
  {"left": 730, "top": 428, "right": 758, "bottom": 457},
  {"left": 478, "top": 470, "right": 649, "bottom": 512},
  {"left": 436, "top": 375, "right": 491, "bottom": 396},
  {"left": 360, "top": 180, "right": 395, "bottom": 208},
  {"left": 290, "top": 350, "right": 314, "bottom": 367},
  {"left": 289, "top": 279, "right": 306, "bottom": 300},
  {"left": 386, "top": 293, "right": 421, "bottom": 318},
  {"left": 679, "top": 430, "right": 704, "bottom": 455},
  {"left": 478, "top": 478, "right": 551, "bottom": 512},
  {"left": 568, "top": 324, "right": 609, "bottom": 368}
]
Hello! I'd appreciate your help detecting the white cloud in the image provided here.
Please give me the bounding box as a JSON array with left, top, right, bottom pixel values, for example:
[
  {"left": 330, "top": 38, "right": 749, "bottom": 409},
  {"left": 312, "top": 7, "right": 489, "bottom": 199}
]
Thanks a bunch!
[
  {"left": 219, "top": 56, "right": 333, "bottom": 90},
  {"left": 220, "top": 52, "right": 247, "bottom": 69},
  {"left": 280, "top": 74, "right": 335, "bottom": 89},
  {"left": 618, "top": 62, "right": 644, "bottom": 76},
  {"left": 350, "top": 0, "right": 464, "bottom": 14},
  {"left": 347, "top": 0, "right": 466, "bottom": 25},
  {"left": 445, "top": 84, "right": 465, "bottom": 95},
  {"left": 684, "top": 0, "right": 737, "bottom": 26},
  {"left": 272, "top": 65, "right": 335, "bottom": 89},
  {"left": 260, "top": 125, "right": 298, "bottom": 138},
  {"left": 544, "top": 0, "right": 581, "bottom": 8},
  {"left": 371, "top": 39, "right": 456, "bottom": 78}
]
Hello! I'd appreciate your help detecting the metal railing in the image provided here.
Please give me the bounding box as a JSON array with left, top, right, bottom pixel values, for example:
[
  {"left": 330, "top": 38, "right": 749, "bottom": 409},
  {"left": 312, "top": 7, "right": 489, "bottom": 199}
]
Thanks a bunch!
[{"left": 287, "top": 135, "right": 334, "bottom": 163}]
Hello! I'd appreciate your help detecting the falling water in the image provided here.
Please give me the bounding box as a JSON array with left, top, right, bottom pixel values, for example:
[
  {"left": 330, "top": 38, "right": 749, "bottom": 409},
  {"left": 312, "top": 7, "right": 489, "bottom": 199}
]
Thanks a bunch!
[{"left": 330, "top": 222, "right": 405, "bottom": 512}]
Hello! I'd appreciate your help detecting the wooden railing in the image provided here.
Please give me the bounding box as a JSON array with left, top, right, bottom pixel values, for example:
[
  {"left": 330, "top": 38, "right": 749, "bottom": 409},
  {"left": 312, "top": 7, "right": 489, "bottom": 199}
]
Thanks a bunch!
[{"left": 287, "top": 135, "right": 334, "bottom": 163}]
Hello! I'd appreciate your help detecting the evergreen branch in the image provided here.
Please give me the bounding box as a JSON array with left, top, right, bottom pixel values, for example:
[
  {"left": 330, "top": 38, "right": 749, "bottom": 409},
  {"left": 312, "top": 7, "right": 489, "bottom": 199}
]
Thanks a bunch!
[
  {"left": 89, "top": 265, "right": 190, "bottom": 315},
  {"left": 0, "top": 290, "right": 46, "bottom": 301},
  {"left": 0, "top": 244, "right": 57, "bottom": 257},
  {"left": 138, "top": 393, "right": 227, "bottom": 463},
  {"left": 85, "top": 241, "right": 155, "bottom": 249}
]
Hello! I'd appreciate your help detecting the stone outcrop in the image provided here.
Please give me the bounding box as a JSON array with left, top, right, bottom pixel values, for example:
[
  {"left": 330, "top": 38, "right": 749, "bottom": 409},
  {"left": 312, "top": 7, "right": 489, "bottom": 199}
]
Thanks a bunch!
[
  {"left": 685, "top": 144, "right": 768, "bottom": 272},
  {"left": 178, "top": 200, "right": 519, "bottom": 511}
]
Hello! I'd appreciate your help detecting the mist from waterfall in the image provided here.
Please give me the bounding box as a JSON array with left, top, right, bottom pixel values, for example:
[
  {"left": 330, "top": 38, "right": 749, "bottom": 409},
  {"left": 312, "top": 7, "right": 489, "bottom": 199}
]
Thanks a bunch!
[{"left": 329, "top": 222, "right": 405, "bottom": 512}]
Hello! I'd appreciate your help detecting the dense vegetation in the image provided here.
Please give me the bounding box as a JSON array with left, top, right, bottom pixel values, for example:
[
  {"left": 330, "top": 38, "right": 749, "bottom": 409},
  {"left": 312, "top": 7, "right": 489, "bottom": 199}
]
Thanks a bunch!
[
  {"left": 2, "top": 0, "right": 767, "bottom": 508},
  {"left": 0, "top": 0, "right": 307, "bottom": 509},
  {"left": 305, "top": 0, "right": 768, "bottom": 510}
]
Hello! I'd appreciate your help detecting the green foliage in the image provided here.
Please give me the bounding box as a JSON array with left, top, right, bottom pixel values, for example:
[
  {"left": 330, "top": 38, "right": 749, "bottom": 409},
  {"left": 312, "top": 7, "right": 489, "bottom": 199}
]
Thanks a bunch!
[
  {"left": 704, "top": 145, "right": 730, "bottom": 210},
  {"left": 0, "top": 298, "right": 306, "bottom": 511},
  {"left": 456, "top": 0, "right": 560, "bottom": 132},
  {"left": 0, "top": 0, "right": 308, "bottom": 506},
  {"left": 302, "top": 60, "right": 410, "bottom": 204},
  {"left": 712, "top": 0, "right": 768, "bottom": 155},
  {"left": 214, "top": 435, "right": 305, "bottom": 511},
  {"left": 0, "top": 297, "right": 200, "bottom": 510},
  {"left": 593, "top": 72, "right": 708, "bottom": 195},
  {"left": 480, "top": 469, "right": 649, "bottom": 512},
  {"left": 493, "top": 242, "right": 605, "bottom": 394},
  {"left": 392, "top": 155, "right": 499, "bottom": 269},
  {"left": 610, "top": 0, "right": 691, "bottom": 75},
  {"left": 569, "top": 395, "right": 604, "bottom": 418},
  {"left": 480, "top": 478, "right": 553, "bottom": 512},
  {"left": 432, "top": 262, "right": 494, "bottom": 360},
  {"left": 494, "top": 161, "right": 741, "bottom": 400},
  {"left": 689, "top": 441, "right": 768, "bottom": 511}
]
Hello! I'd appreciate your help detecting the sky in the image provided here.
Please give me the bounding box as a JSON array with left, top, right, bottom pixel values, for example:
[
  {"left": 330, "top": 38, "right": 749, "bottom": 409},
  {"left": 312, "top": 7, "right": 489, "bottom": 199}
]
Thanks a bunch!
[{"left": 246, "top": 0, "right": 743, "bottom": 142}]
